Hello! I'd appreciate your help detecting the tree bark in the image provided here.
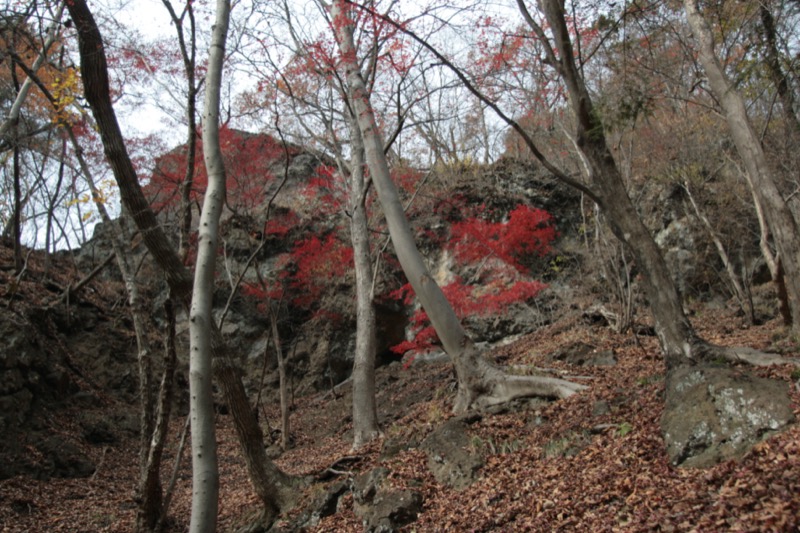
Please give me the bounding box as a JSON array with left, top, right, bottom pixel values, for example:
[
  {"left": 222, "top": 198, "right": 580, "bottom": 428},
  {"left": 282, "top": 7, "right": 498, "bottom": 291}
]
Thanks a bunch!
[
  {"left": 346, "top": 112, "right": 380, "bottom": 449},
  {"left": 757, "top": 3, "right": 800, "bottom": 138},
  {"left": 65, "top": 0, "right": 194, "bottom": 298},
  {"left": 269, "top": 308, "right": 291, "bottom": 451},
  {"left": 331, "top": 0, "right": 585, "bottom": 413},
  {"left": 684, "top": 0, "right": 800, "bottom": 333},
  {"left": 187, "top": 0, "right": 233, "bottom": 527},
  {"left": 65, "top": 0, "right": 296, "bottom": 524},
  {"left": 521, "top": 0, "right": 709, "bottom": 368}
]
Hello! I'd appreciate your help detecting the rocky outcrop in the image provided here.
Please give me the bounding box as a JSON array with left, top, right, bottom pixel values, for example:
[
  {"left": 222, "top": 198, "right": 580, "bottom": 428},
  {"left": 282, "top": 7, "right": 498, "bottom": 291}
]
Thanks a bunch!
[
  {"left": 662, "top": 365, "right": 794, "bottom": 468},
  {"left": 420, "top": 415, "right": 485, "bottom": 490},
  {"left": 547, "top": 340, "right": 617, "bottom": 367},
  {"left": 353, "top": 467, "right": 423, "bottom": 532}
]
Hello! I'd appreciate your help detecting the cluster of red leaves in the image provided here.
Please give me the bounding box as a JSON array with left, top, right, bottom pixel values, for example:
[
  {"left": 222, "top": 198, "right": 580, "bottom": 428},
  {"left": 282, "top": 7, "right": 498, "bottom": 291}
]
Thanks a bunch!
[
  {"left": 299, "top": 164, "right": 346, "bottom": 213},
  {"left": 450, "top": 204, "right": 556, "bottom": 273},
  {"left": 241, "top": 231, "right": 354, "bottom": 314},
  {"left": 391, "top": 166, "right": 425, "bottom": 195},
  {"left": 391, "top": 203, "right": 555, "bottom": 356},
  {"left": 145, "top": 127, "right": 291, "bottom": 216},
  {"left": 287, "top": 233, "right": 354, "bottom": 309},
  {"left": 390, "top": 277, "right": 546, "bottom": 357},
  {"left": 232, "top": 163, "right": 356, "bottom": 321}
]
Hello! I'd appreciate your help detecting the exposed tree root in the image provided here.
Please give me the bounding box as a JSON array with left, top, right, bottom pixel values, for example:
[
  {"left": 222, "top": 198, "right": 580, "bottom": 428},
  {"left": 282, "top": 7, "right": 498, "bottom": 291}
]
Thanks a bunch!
[
  {"left": 454, "top": 362, "right": 588, "bottom": 413},
  {"left": 451, "top": 344, "right": 588, "bottom": 413},
  {"left": 715, "top": 346, "right": 800, "bottom": 367},
  {"left": 676, "top": 338, "right": 800, "bottom": 369},
  {"left": 474, "top": 373, "right": 588, "bottom": 410}
]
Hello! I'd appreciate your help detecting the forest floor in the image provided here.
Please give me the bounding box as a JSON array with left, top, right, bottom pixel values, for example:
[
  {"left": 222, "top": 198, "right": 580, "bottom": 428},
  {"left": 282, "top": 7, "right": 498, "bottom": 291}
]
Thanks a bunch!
[{"left": 1, "top": 299, "right": 799, "bottom": 532}]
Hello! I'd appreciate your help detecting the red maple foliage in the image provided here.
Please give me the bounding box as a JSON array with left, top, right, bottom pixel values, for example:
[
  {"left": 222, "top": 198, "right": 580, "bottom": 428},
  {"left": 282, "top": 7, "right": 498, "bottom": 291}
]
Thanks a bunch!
[
  {"left": 391, "top": 203, "right": 556, "bottom": 357},
  {"left": 450, "top": 205, "right": 556, "bottom": 273},
  {"left": 288, "top": 233, "right": 354, "bottom": 309},
  {"left": 144, "top": 127, "right": 295, "bottom": 217}
]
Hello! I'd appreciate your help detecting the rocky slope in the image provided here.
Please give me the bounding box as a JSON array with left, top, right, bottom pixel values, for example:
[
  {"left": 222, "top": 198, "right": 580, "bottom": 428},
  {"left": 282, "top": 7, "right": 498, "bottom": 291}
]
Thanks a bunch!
[{"left": 1, "top": 150, "right": 797, "bottom": 531}]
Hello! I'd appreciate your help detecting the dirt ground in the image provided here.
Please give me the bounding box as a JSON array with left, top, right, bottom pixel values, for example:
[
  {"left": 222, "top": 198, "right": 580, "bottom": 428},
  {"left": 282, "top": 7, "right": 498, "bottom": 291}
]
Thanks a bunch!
[{"left": 1, "top": 292, "right": 798, "bottom": 532}]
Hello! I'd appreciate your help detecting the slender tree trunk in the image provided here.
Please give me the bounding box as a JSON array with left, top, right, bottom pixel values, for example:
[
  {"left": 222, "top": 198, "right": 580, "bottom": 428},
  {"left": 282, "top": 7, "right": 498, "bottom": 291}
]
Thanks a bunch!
[
  {"left": 514, "top": 0, "right": 704, "bottom": 368},
  {"left": 683, "top": 180, "right": 752, "bottom": 322},
  {"left": 269, "top": 308, "right": 290, "bottom": 451},
  {"left": 593, "top": 156, "right": 703, "bottom": 367},
  {"left": 65, "top": 0, "right": 295, "bottom": 525},
  {"left": 12, "top": 133, "right": 22, "bottom": 273},
  {"left": 684, "top": 0, "right": 800, "bottom": 333},
  {"left": 187, "top": 0, "right": 236, "bottom": 527},
  {"left": 89, "top": 181, "right": 155, "bottom": 530},
  {"left": 9, "top": 51, "right": 23, "bottom": 273},
  {"left": 331, "top": 0, "right": 584, "bottom": 413},
  {"left": 347, "top": 114, "right": 379, "bottom": 449},
  {"left": 160, "top": 0, "right": 200, "bottom": 261},
  {"left": 179, "top": 102, "right": 198, "bottom": 262},
  {"left": 137, "top": 297, "right": 178, "bottom": 533},
  {"left": 0, "top": 2, "right": 64, "bottom": 141},
  {"left": 66, "top": 0, "right": 194, "bottom": 297},
  {"left": 44, "top": 138, "right": 67, "bottom": 276},
  {"left": 757, "top": 3, "right": 800, "bottom": 138},
  {"left": 62, "top": 119, "right": 164, "bottom": 532},
  {"left": 733, "top": 159, "right": 790, "bottom": 322}
]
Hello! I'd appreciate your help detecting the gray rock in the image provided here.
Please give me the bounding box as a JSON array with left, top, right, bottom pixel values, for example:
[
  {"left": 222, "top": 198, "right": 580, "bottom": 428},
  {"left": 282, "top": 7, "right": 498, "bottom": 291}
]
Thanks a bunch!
[
  {"left": 79, "top": 413, "right": 117, "bottom": 445},
  {"left": 353, "top": 467, "right": 423, "bottom": 532},
  {"left": 291, "top": 480, "right": 350, "bottom": 529},
  {"left": 549, "top": 341, "right": 617, "bottom": 367},
  {"left": 662, "top": 365, "right": 794, "bottom": 468},
  {"left": 36, "top": 436, "right": 96, "bottom": 479},
  {"left": 420, "top": 417, "right": 484, "bottom": 490}
]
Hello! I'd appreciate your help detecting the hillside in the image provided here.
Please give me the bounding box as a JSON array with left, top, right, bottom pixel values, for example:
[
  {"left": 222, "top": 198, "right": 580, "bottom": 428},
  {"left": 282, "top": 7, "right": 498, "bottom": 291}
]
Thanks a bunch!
[{"left": 0, "top": 233, "right": 798, "bottom": 531}]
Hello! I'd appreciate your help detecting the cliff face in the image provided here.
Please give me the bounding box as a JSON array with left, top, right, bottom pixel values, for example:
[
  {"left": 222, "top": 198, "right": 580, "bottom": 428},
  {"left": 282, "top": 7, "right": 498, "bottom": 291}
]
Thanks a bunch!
[{"left": 0, "top": 241, "right": 139, "bottom": 480}]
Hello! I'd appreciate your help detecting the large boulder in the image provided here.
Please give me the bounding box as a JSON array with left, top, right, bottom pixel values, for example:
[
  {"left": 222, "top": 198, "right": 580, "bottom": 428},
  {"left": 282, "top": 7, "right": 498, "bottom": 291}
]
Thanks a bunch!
[
  {"left": 353, "top": 467, "right": 423, "bottom": 532},
  {"left": 662, "top": 365, "right": 794, "bottom": 468},
  {"left": 35, "top": 436, "right": 96, "bottom": 479},
  {"left": 420, "top": 416, "right": 484, "bottom": 490}
]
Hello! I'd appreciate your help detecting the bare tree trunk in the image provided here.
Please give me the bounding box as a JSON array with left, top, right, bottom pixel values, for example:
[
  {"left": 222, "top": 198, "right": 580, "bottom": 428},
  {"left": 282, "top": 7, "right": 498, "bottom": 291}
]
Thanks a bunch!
[
  {"left": 331, "top": 0, "right": 585, "bottom": 413},
  {"left": 269, "top": 308, "right": 290, "bottom": 451},
  {"left": 8, "top": 47, "right": 23, "bottom": 273},
  {"left": 682, "top": 179, "right": 752, "bottom": 323},
  {"left": 65, "top": 0, "right": 296, "bottom": 525},
  {"left": 757, "top": 3, "right": 800, "bottom": 138},
  {"left": 347, "top": 113, "right": 379, "bottom": 449},
  {"left": 12, "top": 131, "right": 22, "bottom": 273},
  {"left": 138, "top": 297, "right": 178, "bottom": 533},
  {"left": 512, "top": 0, "right": 704, "bottom": 368},
  {"left": 65, "top": 122, "right": 163, "bottom": 532},
  {"left": 187, "top": 0, "right": 235, "bottom": 527},
  {"left": 160, "top": 0, "right": 200, "bottom": 261},
  {"left": 684, "top": 0, "right": 800, "bottom": 333},
  {"left": 44, "top": 138, "right": 67, "bottom": 277}
]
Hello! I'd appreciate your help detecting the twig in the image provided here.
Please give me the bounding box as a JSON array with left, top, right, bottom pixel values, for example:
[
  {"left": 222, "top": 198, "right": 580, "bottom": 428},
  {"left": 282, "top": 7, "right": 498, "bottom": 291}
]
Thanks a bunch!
[
  {"left": 89, "top": 446, "right": 110, "bottom": 481},
  {"left": 155, "top": 415, "right": 190, "bottom": 533},
  {"left": 47, "top": 251, "right": 116, "bottom": 308},
  {"left": 217, "top": 119, "right": 292, "bottom": 329}
]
